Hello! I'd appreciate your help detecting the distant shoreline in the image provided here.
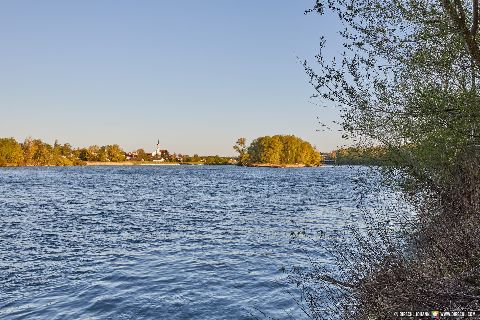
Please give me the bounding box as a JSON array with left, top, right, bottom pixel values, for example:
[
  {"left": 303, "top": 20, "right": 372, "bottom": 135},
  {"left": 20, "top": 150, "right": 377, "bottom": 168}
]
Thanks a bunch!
[
  {"left": 85, "top": 161, "right": 182, "bottom": 166},
  {"left": 247, "top": 163, "right": 318, "bottom": 168},
  {"left": 85, "top": 162, "right": 320, "bottom": 167},
  {"left": 0, "top": 162, "right": 327, "bottom": 168}
]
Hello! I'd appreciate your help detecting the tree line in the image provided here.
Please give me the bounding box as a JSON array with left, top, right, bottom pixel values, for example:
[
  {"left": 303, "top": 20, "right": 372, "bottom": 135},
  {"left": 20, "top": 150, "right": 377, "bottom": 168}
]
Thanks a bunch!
[
  {"left": 0, "top": 138, "right": 81, "bottom": 166},
  {"left": 0, "top": 137, "right": 235, "bottom": 166},
  {"left": 0, "top": 137, "right": 126, "bottom": 166},
  {"left": 233, "top": 135, "right": 322, "bottom": 166}
]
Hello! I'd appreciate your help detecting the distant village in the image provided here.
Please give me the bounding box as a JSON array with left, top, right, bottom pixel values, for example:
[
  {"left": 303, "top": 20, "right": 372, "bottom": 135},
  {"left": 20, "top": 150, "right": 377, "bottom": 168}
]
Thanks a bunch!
[
  {"left": 124, "top": 140, "right": 237, "bottom": 165},
  {"left": 0, "top": 137, "right": 240, "bottom": 167}
]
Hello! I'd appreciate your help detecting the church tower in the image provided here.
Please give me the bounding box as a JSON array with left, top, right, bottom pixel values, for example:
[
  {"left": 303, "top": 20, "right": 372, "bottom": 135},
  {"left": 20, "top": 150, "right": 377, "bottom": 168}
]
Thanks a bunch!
[{"left": 155, "top": 139, "right": 162, "bottom": 157}]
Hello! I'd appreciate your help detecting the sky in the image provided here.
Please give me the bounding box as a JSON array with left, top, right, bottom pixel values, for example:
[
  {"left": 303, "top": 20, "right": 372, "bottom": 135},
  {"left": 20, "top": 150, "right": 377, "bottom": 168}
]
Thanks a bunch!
[{"left": 0, "top": 1, "right": 346, "bottom": 156}]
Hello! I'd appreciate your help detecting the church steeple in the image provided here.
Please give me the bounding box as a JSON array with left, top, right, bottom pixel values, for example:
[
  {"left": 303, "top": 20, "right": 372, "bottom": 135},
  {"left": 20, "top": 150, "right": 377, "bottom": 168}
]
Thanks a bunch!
[{"left": 155, "top": 139, "right": 162, "bottom": 156}]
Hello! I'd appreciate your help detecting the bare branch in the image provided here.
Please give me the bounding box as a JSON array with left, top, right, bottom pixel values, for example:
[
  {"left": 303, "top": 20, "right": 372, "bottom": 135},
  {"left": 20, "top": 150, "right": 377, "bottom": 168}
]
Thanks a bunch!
[{"left": 472, "top": 0, "right": 479, "bottom": 35}]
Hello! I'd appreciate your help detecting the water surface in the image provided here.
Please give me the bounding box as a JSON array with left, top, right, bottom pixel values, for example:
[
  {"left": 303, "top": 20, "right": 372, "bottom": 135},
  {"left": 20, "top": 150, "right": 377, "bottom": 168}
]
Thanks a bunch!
[{"left": 1, "top": 166, "right": 377, "bottom": 319}]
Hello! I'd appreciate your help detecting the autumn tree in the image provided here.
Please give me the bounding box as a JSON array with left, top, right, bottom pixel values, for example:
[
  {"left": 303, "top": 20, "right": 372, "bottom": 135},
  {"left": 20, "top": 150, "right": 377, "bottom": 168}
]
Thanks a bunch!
[
  {"left": 0, "top": 138, "right": 24, "bottom": 166},
  {"left": 106, "top": 144, "right": 126, "bottom": 162},
  {"left": 21, "top": 139, "right": 53, "bottom": 165}
]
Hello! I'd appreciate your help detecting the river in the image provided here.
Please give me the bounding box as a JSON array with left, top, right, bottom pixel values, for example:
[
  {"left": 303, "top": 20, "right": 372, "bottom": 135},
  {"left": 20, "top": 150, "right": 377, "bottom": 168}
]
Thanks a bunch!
[{"left": 0, "top": 165, "right": 394, "bottom": 319}]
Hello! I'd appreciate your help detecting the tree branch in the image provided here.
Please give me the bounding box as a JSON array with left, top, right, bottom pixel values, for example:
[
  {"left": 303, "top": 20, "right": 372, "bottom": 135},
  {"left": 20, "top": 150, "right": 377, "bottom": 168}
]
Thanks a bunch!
[
  {"left": 442, "top": 0, "right": 480, "bottom": 67},
  {"left": 472, "top": 0, "right": 479, "bottom": 35}
]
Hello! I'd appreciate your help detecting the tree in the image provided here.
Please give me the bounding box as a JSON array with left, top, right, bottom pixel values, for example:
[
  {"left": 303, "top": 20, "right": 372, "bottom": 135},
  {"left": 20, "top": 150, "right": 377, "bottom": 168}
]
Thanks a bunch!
[
  {"left": 441, "top": 0, "right": 480, "bottom": 67},
  {"left": 78, "top": 148, "right": 91, "bottom": 161},
  {"left": 23, "top": 139, "right": 53, "bottom": 165},
  {"left": 233, "top": 138, "right": 250, "bottom": 165},
  {"left": 298, "top": 1, "right": 480, "bottom": 318},
  {"left": 51, "top": 139, "right": 74, "bottom": 166},
  {"left": 98, "top": 146, "right": 108, "bottom": 162},
  {"left": 192, "top": 154, "right": 201, "bottom": 162},
  {"left": 106, "top": 144, "right": 125, "bottom": 162},
  {"left": 0, "top": 138, "right": 24, "bottom": 166},
  {"left": 135, "top": 148, "right": 147, "bottom": 161},
  {"left": 22, "top": 137, "right": 37, "bottom": 165},
  {"left": 306, "top": 1, "right": 479, "bottom": 179}
]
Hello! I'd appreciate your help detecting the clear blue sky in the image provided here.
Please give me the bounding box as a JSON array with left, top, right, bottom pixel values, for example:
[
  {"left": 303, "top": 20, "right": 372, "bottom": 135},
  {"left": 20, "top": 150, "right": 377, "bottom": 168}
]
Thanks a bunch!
[{"left": 0, "top": 0, "right": 345, "bottom": 155}]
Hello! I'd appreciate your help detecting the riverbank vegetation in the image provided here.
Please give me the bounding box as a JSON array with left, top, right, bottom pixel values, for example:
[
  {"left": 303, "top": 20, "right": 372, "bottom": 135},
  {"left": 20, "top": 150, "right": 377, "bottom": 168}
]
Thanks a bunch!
[
  {"left": 328, "top": 146, "right": 388, "bottom": 166},
  {"left": 0, "top": 137, "right": 234, "bottom": 167},
  {"left": 292, "top": 1, "right": 480, "bottom": 318},
  {"left": 0, "top": 137, "right": 86, "bottom": 166},
  {"left": 233, "top": 135, "right": 322, "bottom": 167}
]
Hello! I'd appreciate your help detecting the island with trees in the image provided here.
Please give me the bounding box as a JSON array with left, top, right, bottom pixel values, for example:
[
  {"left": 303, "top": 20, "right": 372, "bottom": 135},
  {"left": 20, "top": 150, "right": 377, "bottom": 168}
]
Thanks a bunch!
[{"left": 233, "top": 135, "right": 323, "bottom": 167}]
